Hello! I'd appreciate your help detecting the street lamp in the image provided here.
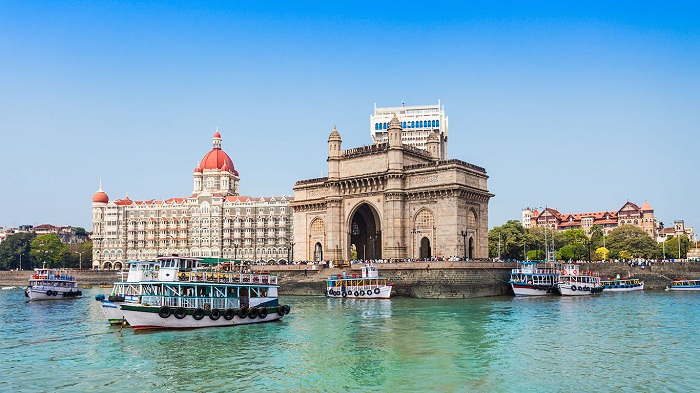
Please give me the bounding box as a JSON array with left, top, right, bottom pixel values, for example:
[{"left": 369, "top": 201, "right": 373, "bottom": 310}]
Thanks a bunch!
[
  {"left": 74, "top": 251, "right": 83, "bottom": 270},
  {"left": 460, "top": 230, "right": 468, "bottom": 260}
]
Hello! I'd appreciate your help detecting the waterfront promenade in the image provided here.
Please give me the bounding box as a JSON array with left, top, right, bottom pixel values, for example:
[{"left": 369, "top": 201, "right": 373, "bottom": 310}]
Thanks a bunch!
[{"left": 3, "top": 261, "right": 698, "bottom": 297}]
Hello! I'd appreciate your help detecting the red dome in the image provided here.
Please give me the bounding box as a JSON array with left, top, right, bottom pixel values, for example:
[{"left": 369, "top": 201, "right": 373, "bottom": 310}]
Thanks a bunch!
[
  {"left": 199, "top": 149, "right": 238, "bottom": 175},
  {"left": 198, "top": 131, "right": 239, "bottom": 176},
  {"left": 92, "top": 190, "right": 109, "bottom": 203}
]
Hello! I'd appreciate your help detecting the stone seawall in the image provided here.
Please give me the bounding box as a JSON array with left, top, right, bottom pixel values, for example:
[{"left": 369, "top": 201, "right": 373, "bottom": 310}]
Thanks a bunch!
[
  {"left": 3, "top": 261, "right": 695, "bottom": 296},
  {"left": 254, "top": 261, "right": 513, "bottom": 298}
]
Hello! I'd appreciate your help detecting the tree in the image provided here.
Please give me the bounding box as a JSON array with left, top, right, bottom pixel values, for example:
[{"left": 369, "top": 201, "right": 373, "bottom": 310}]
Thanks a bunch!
[
  {"left": 605, "top": 225, "right": 657, "bottom": 260},
  {"left": 74, "top": 227, "right": 87, "bottom": 237},
  {"left": 30, "top": 234, "right": 67, "bottom": 268},
  {"left": 0, "top": 232, "right": 36, "bottom": 270},
  {"left": 488, "top": 220, "right": 528, "bottom": 260},
  {"left": 660, "top": 235, "right": 690, "bottom": 259},
  {"left": 595, "top": 247, "right": 609, "bottom": 261},
  {"left": 557, "top": 243, "right": 587, "bottom": 261},
  {"left": 64, "top": 242, "right": 93, "bottom": 268}
]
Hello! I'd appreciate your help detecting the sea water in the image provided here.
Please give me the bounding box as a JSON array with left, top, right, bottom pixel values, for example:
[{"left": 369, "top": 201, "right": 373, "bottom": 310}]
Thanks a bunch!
[{"left": 1, "top": 288, "right": 698, "bottom": 392}]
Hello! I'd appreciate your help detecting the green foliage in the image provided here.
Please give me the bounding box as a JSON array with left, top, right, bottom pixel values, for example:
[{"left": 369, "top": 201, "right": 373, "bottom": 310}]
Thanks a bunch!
[
  {"left": 65, "top": 242, "right": 93, "bottom": 268},
  {"left": 659, "top": 235, "right": 691, "bottom": 259},
  {"left": 605, "top": 225, "right": 657, "bottom": 260},
  {"left": 526, "top": 249, "right": 543, "bottom": 261},
  {"left": 488, "top": 220, "right": 527, "bottom": 260},
  {"left": 562, "top": 229, "right": 588, "bottom": 245},
  {"left": 74, "top": 227, "right": 87, "bottom": 237},
  {"left": 557, "top": 243, "right": 588, "bottom": 261},
  {"left": 0, "top": 232, "right": 36, "bottom": 270},
  {"left": 30, "top": 234, "right": 67, "bottom": 268}
]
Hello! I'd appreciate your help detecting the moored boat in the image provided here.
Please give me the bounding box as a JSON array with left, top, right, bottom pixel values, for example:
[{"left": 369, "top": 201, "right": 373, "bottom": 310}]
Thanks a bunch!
[
  {"left": 509, "top": 261, "right": 559, "bottom": 296},
  {"left": 324, "top": 265, "right": 392, "bottom": 299},
  {"left": 114, "top": 255, "right": 290, "bottom": 330},
  {"left": 556, "top": 264, "right": 603, "bottom": 296},
  {"left": 665, "top": 278, "right": 700, "bottom": 291},
  {"left": 24, "top": 267, "right": 82, "bottom": 300},
  {"left": 601, "top": 276, "right": 644, "bottom": 292}
]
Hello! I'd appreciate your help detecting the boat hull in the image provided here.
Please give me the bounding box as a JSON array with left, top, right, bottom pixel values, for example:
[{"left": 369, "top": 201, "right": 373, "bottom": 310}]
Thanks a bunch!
[
  {"left": 511, "top": 283, "right": 557, "bottom": 297},
  {"left": 100, "top": 300, "right": 127, "bottom": 325},
  {"left": 324, "top": 285, "right": 392, "bottom": 299},
  {"left": 603, "top": 283, "right": 645, "bottom": 292},
  {"left": 25, "top": 287, "right": 82, "bottom": 301},
  {"left": 558, "top": 283, "right": 602, "bottom": 296},
  {"left": 665, "top": 286, "right": 700, "bottom": 291},
  {"left": 121, "top": 305, "right": 287, "bottom": 331}
]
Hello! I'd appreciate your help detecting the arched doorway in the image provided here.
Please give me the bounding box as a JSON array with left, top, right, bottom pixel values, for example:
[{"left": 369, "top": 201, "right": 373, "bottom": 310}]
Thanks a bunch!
[
  {"left": 349, "top": 203, "right": 381, "bottom": 261},
  {"left": 420, "top": 237, "right": 431, "bottom": 260},
  {"left": 314, "top": 242, "right": 323, "bottom": 262},
  {"left": 468, "top": 237, "right": 474, "bottom": 259}
]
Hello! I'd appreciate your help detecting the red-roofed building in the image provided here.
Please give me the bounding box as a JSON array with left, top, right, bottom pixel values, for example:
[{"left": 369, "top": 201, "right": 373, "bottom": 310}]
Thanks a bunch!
[
  {"left": 91, "top": 131, "right": 294, "bottom": 270},
  {"left": 522, "top": 201, "right": 657, "bottom": 237}
]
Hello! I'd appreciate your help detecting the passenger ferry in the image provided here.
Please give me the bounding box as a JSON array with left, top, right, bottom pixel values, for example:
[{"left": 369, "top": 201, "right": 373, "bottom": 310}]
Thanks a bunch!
[
  {"left": 556, "top": 264, "right": 603, "bottom": 296},
  {"left": 509, "top": 261, "right": 560, "bottom": 296},
  {"left": 601, "top": 275, "right": 644, "bottom": 292},
  {"left": 115, "top": 255, "right": 290, "bottom": 330},
  {"left": 24, "top": 267, "right": 82, "bottom": 300},
  {"left": 324, "top": 265, "right": 392, "bottom": 299},
  {"left": 665, "top": 278, "right": 700, "bottom": 291}
]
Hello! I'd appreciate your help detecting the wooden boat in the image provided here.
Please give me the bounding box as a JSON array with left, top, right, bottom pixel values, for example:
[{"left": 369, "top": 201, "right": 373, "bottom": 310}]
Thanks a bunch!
[
  {"left": 665, "top": 278, "right": 700, "bottom": 291},
  {"left": 509, "top": 261, "right": 559, "bottom": 296},
  {"left": 102, "top": 256, "right": 290, "bottom": 330},
  {"left": 324, "top": 265, "right": 392, "bottom": 299},
  {"left": 556, "top": 264, "right": 603, "bottom": 296},
  {"left": 24, "top": 267, "right": 82, "bottom": 300},
  {"left": 601, "top": 276, "right": 644, "bottom": 292}
]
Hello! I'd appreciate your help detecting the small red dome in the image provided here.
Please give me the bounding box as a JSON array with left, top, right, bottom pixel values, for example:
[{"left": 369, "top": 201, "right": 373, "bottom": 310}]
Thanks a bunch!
[
  {"left": 213, "top": 131, "right": 221, "bottom": 139},
  {"left": 92, "top": 190, "right": 109, "bottom": 203},
  {"left": 194, "top": 165, "right": 203, "bottom": 173}
]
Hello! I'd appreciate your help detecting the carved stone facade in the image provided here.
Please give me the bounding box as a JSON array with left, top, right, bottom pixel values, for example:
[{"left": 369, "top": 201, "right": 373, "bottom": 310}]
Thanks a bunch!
[{"left": 291, "top": 116, "right": 493, "bottom": 262}]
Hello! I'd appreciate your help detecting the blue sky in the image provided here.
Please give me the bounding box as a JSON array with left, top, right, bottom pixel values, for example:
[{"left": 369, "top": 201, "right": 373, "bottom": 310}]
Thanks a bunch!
[{"left": 1, "top": 1, "right": 698, "bottom": 232}]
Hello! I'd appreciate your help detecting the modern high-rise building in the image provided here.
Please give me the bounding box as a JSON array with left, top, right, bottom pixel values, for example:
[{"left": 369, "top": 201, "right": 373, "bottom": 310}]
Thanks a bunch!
[
  {"left": 370, "top": 101, "right": 448, "bottom": 160},
  {"left": 91, "top": 131, "right": 294, "bottom": 269}
]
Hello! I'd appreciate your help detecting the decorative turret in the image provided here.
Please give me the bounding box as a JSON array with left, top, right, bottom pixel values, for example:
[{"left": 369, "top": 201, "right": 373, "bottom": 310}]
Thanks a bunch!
[
  {"left": 387, "top": 114, "right": 402, "bottom": 148},
  {"left": 328, "top": 125, "right": 342, "bottom": 179},
  {"left": 426, "top": 131, "right": 440, "bottom": 161},
  {"left": 193, "top": 130, "right": 240, "bottom": 196}
]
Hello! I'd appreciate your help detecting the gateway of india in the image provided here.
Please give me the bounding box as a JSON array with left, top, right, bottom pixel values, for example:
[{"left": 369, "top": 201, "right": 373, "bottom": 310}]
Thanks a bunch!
[{"left": 291, "top": 102, "right": 494, "bottom": 262}]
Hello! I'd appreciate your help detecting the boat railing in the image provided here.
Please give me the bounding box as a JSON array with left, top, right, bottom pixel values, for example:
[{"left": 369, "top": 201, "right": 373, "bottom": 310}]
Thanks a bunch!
[{"left": 176, "top": 271, "right": 277, "bottom": 285}]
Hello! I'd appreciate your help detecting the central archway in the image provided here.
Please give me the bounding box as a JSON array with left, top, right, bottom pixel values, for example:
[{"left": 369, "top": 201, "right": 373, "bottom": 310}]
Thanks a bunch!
[{"left": 349, "top": 203, "right": 381, "bottom": 261}]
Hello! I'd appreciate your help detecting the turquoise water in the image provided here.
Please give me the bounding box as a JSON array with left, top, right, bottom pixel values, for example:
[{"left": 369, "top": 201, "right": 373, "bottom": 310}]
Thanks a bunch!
[{"left": 1, "top": 288, "right": 699, "bottom": 392}]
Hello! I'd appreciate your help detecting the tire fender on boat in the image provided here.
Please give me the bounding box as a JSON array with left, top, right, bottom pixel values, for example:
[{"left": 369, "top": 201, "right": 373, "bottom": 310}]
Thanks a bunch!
[
  {"left": 571, "top": 286, "right": 577, "bottom": 291},
  {"left": 238, "top": 307, "right": 249, "bottom": 319},
  {"left": 223, "top": 308, "right": 235, "bottom": 320},
  {"left": 277, "top": 306, "right": 286, "bottom": 316},
  {"left": 248, "top": 308, "right": 259, "bottom": 319},
  {"left": 374, "top": 288, "right": 380, "bottom": 294},
  {"left": 209, "top": 308, "right": 221, "bottom": 320},
  {"left": 158, "top": 306, "right": 171, "bottom": 318},
  {"left": 258, "top": 308, "right": 268, "bottom": 319},
  {"left": 174, "top": 307, "right": 187, "bottom": 319},
  {"left": 192, "top": 308, "right": 205, "bottom": 320}
]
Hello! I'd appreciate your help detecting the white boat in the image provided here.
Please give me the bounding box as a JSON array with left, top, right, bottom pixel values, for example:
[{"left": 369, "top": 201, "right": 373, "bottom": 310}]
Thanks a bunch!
[
  {"left": 95, "top": 259, "right": 160, "bottom": 325},
  {"left": 665, "top": 278, "right": 700, "bottom": 291},
  {"left": 324, "top": 265, "right": 392, "bottom": 299},
  {"left": 556, "top": 264, "right": 603, "bottom": 296},
  {"left": 601, "top": 275, "right": 644, "bottom": 292},
  {"left": 24, "top": 268, "right": 82, "bottom": 300},
  {"left": 509, "top": 261, "right": 559, "bottom": 296},
  {"left": 114, "top": 255, "right": 290, "bottom": 331}
]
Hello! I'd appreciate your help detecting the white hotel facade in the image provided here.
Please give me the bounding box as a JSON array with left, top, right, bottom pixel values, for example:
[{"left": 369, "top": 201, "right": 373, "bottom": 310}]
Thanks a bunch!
[
  {"left": 91, "top": 131, "right": 293, "bottom": 269},
  {"left": 370, "top": 101, "right": 449, "bottom": 160}
]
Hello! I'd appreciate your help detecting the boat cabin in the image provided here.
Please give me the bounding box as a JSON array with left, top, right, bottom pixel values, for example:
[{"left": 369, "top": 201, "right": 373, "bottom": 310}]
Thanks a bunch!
[{"left": 362, "top": 265, "right": 380, "bottom": 279}]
